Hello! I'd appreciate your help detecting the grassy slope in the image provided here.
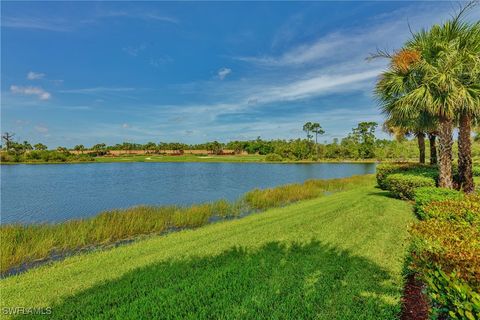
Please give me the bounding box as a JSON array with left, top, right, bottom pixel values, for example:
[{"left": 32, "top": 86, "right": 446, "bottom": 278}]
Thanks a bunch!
[{"left": 1, "top": 184, "right": 414, "bottom": 319}]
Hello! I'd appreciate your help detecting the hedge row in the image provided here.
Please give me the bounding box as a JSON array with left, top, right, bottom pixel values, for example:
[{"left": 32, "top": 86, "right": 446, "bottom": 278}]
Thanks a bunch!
[
  {"left": 376, "top": 163, "right": 437, "bottom": 189},
  {"left": 384, "top": 174, "right": 435, "bottom": 200},
  {"left": 409, "top": 187, "right": 480, "bottom": 319}
]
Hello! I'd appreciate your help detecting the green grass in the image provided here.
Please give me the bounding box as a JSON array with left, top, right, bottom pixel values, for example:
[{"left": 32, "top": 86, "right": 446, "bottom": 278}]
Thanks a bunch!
[
  {"left": 0, "top": 181, "right": 414, "bottom": 319},
  {"left": 0, "top": 175, "right": 373, "bottom": 275}
]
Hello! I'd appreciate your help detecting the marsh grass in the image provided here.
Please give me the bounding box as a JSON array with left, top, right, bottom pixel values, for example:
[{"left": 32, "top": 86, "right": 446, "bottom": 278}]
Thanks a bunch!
[
  {"left": 0, "top": 174, "right": 373, "bottom": 275},
  {"left": 244, "top": 174, "right": 374, "bottom": 210}
]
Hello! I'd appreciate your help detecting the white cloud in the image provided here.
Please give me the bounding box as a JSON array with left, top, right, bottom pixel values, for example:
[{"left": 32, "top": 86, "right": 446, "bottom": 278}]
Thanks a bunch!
[
  {"left": 122, "top": 123, "right": 130, "bottom": 128},
  {"left": 150, "top": 56, "right": 173, "bottom": 67},
  {"left": 234, "top": 3, "right": 463, "bottom": 68},
  {"left": 217, "top": 68, "right": 232, "bottom": 80},
  {"left": 237, "top": 34, "right": 344, "bottom": 66},
  {"left": 100, "top": 11, "right": 179, "bottom": 24},
  {"left": 27, "top": 71, "right": 46, "bottom": 80},
  {"left": 10, "top": 85, "right": 51, "bottom": 100},
  {"left": 257, "top": 68, "right": 382, "bottom": 103},
  {"left": 1, "top": 16, "right": 70, "bottom": 31},
  {"left": 122, "top": 44, "right": 146, "bottom": 57},
  {"left": 34, "top": 125, "right": 49, "bottom": 133},
  {"left": 59, "top": 87, "right": 135, "bottom": 94}
]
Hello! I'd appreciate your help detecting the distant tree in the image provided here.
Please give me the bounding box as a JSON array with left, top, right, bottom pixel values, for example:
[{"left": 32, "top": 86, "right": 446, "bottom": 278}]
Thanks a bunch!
[
  {"left": 350, "top": 122, "right": 378, "bottom": 159},
  {"left": 92, "top": 143, "right": 107, "bottom": 151},
  {"left": 143, "top": 142, "right": 157, "bottom": 151},
  {"left": 310, "top": 123, "right": 325, "bottom": 145},
  {"left": 74, "top": 144, "right": 85, "bottom": 154},
  {"left": 1, "top": 132, "right": 15, "bottom": 150},
  {"left": 56, "top": 146, "right": 69, "bottom": 153},
  {"left": 310, "top": 123, "right": 325, "bottom": 158},
  {"left": 206, "top": 141, "right": 223, "bottom": 155},
  {"left": 23, "top": 141, "right": 33, "bottom": 151},
  {"left": 226, "top": 141, "right": 246, "bottom": 154},
  {"left": 302, "top": 122, "right": 313, "bottom": 141},
  {"left": 34, "top": 143, "right": 48, "bottom": 151}
]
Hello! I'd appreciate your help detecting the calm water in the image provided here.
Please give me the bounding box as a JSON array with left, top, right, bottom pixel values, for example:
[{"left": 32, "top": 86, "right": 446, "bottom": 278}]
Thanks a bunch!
[{"left": 1, "top": 162, "right": 375, "bottom": 224}]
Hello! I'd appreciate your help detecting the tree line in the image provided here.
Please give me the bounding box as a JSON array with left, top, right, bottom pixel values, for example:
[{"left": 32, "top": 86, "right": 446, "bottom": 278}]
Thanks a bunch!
[{"left": 4, "top": 120, "right": 478, "bottom": 163}]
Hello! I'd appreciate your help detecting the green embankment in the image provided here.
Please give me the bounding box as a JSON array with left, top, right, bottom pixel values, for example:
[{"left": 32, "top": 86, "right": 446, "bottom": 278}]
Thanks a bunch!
[{"left": 1, "top": 182, "right": 414, "bottom": 319}]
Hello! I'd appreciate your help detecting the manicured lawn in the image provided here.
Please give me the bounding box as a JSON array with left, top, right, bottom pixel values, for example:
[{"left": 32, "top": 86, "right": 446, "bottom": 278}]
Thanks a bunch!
[{"left": 1, "top": 182, "right": 414, "bottom": 319}]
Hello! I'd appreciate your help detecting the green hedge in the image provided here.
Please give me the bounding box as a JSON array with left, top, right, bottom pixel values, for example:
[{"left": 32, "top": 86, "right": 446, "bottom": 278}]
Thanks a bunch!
[
  {"left": 384, "top": 173, "right": 435, "bottom": 200},
  {"left": 264, "top": 153, "right": 284, "bottom": 162},
  {"left": 410, "top": 220, "right": 480, "bottom": 319},
  {"left": 473, "top": 166, "right": 480, "bottom": 177},
  {"left": 376, "top": 163, "right": 438, "bottom": 189},
  {"left": 414, "top": 187, "right": 463, "bottom": 219},
  {"left": 420, "top": 194, "right": 480, "bottom": 225},
  {"left": 410, "top": 185, "right": 480, "bottom": 319}
]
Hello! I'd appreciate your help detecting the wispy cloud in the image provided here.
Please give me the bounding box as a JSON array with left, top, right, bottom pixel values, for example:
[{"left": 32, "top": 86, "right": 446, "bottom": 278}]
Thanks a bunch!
[
  {"left": 217, "top": 68, "right": 232, "bottom": 80},
  {"left": 99, "top": 11, "right": 179, "bottom": 24},
  {"left": 122, "top": 44, "right": 147, "bottom": 57},
  {"left": 1, "top": 16, "right": 71, "bottom": 32},
  {"left": 2, "top": 10, "right": 178, "bottom": 32},
  {"left": 237, "top": 34, "right": 344, "bottom": 67},
  {"left": 150, "top": 56, "right": 173, "bottom": 67},
  {"left": 27, "top": 71, "right": 46, "bottom": 80},
  {"left": 256, "top": 68, "right": 382, "bottom": 103},
  {"left": 234, "top": 3, "right": 461, "bottom": 68},
  {"left": 34, "top": 125, "right": 49, "bottom": 134},
  {"left": 10, "top": 85, "right": 51, "bottom": 100},
  {"left": 59, "top": 87, "right": 136, "bottom": 94}
]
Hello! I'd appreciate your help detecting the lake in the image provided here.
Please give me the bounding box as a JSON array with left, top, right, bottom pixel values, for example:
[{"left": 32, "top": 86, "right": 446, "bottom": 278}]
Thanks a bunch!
[{"left": 1, "top": 162, "right": 375, "bottom": 224}]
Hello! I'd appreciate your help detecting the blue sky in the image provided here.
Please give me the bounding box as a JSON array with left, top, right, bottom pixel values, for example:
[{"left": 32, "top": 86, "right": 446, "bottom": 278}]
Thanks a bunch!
[{"left": 2, "top": 1, "right": 478, "bottom": 147}]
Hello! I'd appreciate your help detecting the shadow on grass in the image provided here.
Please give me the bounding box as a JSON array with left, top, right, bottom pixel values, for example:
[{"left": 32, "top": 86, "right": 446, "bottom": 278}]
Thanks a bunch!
[
  {"left": 367, "top": 190, "right": 397, "bottom": 199},
  {"left": 23, "top": 241, "right": 402, "bottom": 320}
]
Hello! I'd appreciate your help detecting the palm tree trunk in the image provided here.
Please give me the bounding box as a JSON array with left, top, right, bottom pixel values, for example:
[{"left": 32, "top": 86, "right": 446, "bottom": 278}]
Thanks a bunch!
[
  {"left": 437, "top": 117, "right": 454, "bottom": 189},
  {"left": 458, "top": 113, "right": 474, "bottom": 193},
  {"left": 416, "top": 132, "right": 426, "bottom": 164},
  {"left": 428, "top": 133, "right": 437, "bottom": 165}
]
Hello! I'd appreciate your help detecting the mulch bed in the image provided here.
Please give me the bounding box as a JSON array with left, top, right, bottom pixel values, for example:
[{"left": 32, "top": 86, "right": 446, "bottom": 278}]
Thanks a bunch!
[{"left": 401, "top": 274, "right": 429, "bottom": 320}]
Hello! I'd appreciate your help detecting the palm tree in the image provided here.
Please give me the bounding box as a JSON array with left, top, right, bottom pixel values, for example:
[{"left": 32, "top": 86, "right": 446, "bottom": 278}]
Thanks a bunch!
[
  {"left": 302, "top": 122, "right": 313, "bottom": 141},
  {"left": 375, "top": 6, "right": 479, "bottom": 189},
  {"left": 310, "top": 122, "right": 325, "bottom": 158},
  {"left": 383, "top": 113, "right": 436, "bottom": 164},
  {"left": 455, "top": 20, "right": 480, "bottom": 192},
  {"left": 428, "top": 133, "right": 438, "bottom": 165}
]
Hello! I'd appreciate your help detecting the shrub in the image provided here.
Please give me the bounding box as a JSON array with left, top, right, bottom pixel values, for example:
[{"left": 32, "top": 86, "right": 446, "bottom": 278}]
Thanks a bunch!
[
  {"left": 421, "top": 194, "right": 480, "bottom": 225},
  {"left": 414, "top": 187, "right": 462, "bottom": 219},
  {"left": 376, "top": 163, "right": 437, "bottom": 189},
  {"left": 265, "top": 153, "right": 284, "bottom": 162},
  {"left": 384, "top": 173, "right": 435, "bottom": 200},
  {"left": 473, "top": 166, "right": 480, "bottom": 177},
  {"left": 409, "top": 220, "right": 480, "bottom": 319}
]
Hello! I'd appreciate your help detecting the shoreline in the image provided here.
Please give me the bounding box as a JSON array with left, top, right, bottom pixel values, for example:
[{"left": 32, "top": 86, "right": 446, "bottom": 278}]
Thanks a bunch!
[{"left": 1, "top": 156, "right": 392, "bottom": 165}]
